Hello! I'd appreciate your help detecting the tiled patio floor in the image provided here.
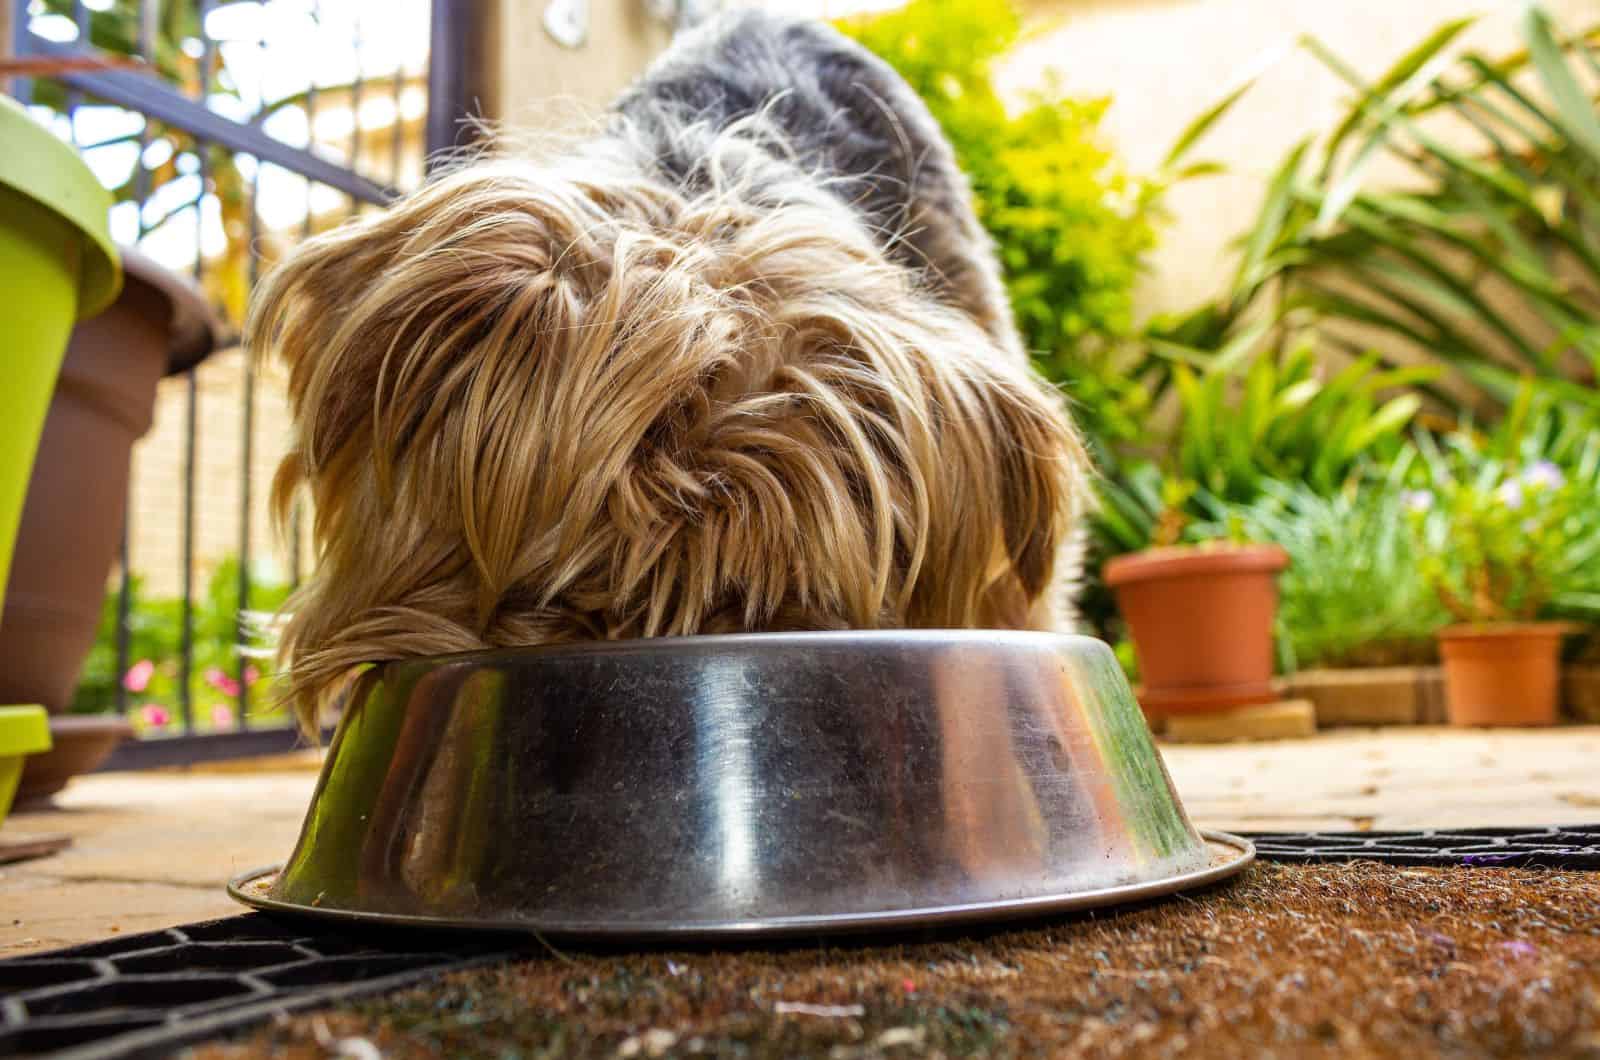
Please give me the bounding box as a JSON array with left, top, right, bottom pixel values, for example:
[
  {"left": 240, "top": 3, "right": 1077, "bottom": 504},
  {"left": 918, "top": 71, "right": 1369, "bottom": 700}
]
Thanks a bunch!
[{"left": 3, "top": 726, "right": 1597, "bottom": 957}]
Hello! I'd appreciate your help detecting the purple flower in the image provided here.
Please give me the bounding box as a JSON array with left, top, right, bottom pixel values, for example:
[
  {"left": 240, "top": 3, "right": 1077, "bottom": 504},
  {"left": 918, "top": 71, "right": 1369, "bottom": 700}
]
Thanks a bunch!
[
  {"left": 1463, "top": 852, "right": 1520, "bottom": 865},
  {"left": 1499, "top": 939, "right": 1538, "bottom": 960},
  {"left": 1495, "top": 478, "right": 1524, "bottom": 510},
  {"left": 1522, "top": 460, "right": 1565, "bottom": 490},
  {"left": 140, "top": 704, "right": 171, "bottom": 728},
  {"left": 122, "top": 659, "right": 155, "bottom": 693},
  {"left": 1402, "top": 489, "right": 1434, "bottom": 513}
]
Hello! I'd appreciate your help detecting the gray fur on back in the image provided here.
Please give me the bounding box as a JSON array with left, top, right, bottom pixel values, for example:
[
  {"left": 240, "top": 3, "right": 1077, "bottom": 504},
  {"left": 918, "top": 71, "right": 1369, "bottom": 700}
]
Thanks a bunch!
[{"left": 611, "top": 10, "right": 1023, "bottom": 362}]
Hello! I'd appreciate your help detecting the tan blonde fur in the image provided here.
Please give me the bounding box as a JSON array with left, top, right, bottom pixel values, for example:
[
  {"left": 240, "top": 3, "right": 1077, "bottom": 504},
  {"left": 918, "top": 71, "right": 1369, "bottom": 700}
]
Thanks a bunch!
[{"left": 247, "top": 122, "right": 1089, "bottom": 726}]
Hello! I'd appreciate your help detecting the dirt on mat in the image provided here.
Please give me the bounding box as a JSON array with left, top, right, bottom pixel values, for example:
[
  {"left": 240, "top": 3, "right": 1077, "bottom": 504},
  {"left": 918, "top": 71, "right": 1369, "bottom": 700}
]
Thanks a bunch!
[{"left": 190, "top": 861, "right": 1600, "bottom": 1059}]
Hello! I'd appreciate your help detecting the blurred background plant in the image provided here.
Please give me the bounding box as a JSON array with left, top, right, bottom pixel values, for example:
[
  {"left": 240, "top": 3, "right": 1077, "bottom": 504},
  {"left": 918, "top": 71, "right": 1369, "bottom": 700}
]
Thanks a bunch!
[
  {"left": 71, "top": 557, "right": 291, "bottom": 734},
  {"left": 1406, "top": 452, "right": 1594, "bottom": 626},
  {"left": 1083, "top": 345, "right": 1433, "bottom": 630},
  {"left": 1163, "top": 5, "right": 1600, "bottom": 419},
  {"left": 1057, "top": 0, "right": 1597, "bottom": 658}
]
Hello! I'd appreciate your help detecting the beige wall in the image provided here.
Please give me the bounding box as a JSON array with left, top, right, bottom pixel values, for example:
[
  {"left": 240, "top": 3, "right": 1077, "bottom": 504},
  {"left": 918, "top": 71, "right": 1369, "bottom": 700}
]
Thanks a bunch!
[
  {"left": 481, "top": 0, "right": 674, "bottom": 123},
  {"left": 999, "top": 0, "right": 1596, "bottom": 320}
]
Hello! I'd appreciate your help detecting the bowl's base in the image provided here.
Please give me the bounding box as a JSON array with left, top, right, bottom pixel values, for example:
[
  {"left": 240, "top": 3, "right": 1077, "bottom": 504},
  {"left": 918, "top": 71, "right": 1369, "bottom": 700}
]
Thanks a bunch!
[{"left": 229, "top": 832, "right": 1253, "bottom": 941}]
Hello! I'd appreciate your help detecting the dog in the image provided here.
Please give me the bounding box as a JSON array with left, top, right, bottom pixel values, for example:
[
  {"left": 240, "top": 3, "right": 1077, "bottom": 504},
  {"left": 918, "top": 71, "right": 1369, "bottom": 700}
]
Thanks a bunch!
[{"left": 247, "top": 11, "right": 1090, "bottom": 725}]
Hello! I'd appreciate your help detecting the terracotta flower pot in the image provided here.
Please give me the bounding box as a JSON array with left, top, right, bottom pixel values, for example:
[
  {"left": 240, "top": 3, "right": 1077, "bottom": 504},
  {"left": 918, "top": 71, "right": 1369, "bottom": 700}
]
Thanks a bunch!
[
  {"left": 1437, "top": 623, "right": 1570, "bottom": 727},
  {"left": 0, "top": 95, "right": 120, "bottom": 609},
  {"left": 1104, "top": 544, "right": 1288, "bottom": 718},
  {"left": 0, "top": 248, "right": 219, "bottom": 796},
  {"left": 0, "top": 247, "right": 219, "bottom": 715},
  {"left": 14, "top": 715, "right": 135, "bottom": 804}
]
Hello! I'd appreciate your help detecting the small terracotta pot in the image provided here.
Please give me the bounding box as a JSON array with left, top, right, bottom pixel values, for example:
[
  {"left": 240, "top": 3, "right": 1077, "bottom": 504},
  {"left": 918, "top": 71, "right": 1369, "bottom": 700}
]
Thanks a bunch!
[
  {"left": 14, "top": 715, "right": 134, "bottom": 804},
  {"left": 1104, "top": 544, "right": 1289, "bottom": 718},
  {"left": 1437, "top": 623, "right": 1570, "bottom": 727}
]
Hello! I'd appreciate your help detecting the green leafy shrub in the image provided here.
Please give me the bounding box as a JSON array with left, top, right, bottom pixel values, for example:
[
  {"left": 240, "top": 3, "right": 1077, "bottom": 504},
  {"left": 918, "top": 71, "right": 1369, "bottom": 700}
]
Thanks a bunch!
[
  {"left": 71, "top": 558, "right": 291, "bottom": 733},
  {"left": 1406, "top": 396, "right": 1600, "bottom": 626},
  {"left": 1407, "top": 456, "right": 1595, "bottom": 624}
]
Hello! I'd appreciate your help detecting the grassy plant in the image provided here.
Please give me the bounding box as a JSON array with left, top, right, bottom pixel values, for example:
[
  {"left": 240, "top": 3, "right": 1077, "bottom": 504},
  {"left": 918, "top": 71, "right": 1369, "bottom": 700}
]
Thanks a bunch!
[
  {"left": 1092, "top": 342, "right": 1429, "bottom": 555},
  {"left": 1194, "top": 467, "right": 1448, "bottom": 671}
]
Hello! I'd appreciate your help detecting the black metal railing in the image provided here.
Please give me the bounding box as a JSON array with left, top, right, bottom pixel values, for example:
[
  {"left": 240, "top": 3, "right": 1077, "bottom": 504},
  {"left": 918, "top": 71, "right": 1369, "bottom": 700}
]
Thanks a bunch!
[{"left": 9, "top": 0, "right": 474, "bottom": 767}]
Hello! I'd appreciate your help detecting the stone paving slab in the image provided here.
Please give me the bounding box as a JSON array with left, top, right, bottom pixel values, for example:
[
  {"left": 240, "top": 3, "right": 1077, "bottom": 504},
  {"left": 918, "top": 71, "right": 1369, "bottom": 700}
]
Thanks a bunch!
[
  {"left": 1, "top": 771, "right": 316, "bottom": 955},
  {"left": 1160, "top": 725, "right": 1600, "bottom": 832},
  {"left": 2, "top": 726, "right": 1596, "bottom": 956}
]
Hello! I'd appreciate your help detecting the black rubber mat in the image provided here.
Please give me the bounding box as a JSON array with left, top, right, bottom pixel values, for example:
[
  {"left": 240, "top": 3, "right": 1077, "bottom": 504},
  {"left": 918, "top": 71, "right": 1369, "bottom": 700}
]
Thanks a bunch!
[
  {"left": 1245, "top": 823, "right": 1600, "bottom": 867},
  {"left": 0, "top": 913, "right": 527, "bottom": 1059}
]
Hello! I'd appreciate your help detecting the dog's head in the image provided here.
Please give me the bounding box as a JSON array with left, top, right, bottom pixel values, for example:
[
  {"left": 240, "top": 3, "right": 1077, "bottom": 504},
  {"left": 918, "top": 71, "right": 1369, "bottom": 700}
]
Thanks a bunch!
[{"left": 248, "top": 122, "right": 1087, "bottom": 724}]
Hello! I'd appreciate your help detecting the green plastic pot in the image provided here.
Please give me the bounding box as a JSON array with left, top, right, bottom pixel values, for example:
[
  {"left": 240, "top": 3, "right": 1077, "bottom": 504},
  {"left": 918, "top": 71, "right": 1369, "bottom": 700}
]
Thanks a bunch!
[
  {"left": 0, "top": 706, "right": 50, "bottom": 825},
  {"left": 0, "top": 94, "right": 121, "bottom": 610}
]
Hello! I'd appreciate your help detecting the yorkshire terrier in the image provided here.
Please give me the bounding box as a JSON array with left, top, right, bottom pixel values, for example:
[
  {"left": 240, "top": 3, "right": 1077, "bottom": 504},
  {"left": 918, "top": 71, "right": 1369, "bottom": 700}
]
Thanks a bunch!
[{"left": 247, "top": 11, "right": 1090, "bottom": 723}]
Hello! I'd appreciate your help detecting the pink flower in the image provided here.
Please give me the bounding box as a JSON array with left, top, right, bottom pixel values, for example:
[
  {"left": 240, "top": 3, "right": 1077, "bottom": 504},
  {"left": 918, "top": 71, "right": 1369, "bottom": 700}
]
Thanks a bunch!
[
  {"left": 123, "top": 659, "right": 155, "bottom": 693},
  {"left": 140, "top": 704, "right": 171, "bottom": 728},
  {"left": 243, "top": 665, "right": 260, "bottom": 686},
  {"left": 206, "top": 666, "right": 245, "bottom": 697},
  {"left": 210, "top": 704, "right": 236, "bottom": 730}
]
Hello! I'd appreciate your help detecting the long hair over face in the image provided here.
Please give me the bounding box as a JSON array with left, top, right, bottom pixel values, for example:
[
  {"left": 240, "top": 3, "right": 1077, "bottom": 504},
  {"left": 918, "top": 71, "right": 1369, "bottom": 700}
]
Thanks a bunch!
[{"left": 247, "top": 117, "right": 1088, "bottom": 724}]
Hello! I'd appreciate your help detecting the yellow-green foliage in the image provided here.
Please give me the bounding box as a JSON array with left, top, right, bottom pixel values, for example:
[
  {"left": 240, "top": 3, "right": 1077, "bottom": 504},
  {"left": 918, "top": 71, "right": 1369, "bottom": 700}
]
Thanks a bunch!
[{"left": 840, "top": 0, "right": 1158, "bottom": 366}]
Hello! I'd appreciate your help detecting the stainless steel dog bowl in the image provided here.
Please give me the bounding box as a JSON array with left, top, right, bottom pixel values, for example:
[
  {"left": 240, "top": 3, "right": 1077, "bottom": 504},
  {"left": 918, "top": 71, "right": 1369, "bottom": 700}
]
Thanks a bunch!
[{"left": 230, "top": 631, "right": 1251, "bottom": 937}]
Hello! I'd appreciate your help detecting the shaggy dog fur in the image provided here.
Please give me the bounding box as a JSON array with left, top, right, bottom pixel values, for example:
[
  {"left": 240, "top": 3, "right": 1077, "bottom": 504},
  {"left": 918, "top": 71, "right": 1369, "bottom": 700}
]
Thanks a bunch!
[{"left": 247, "top": 11, "right": 1090, "bottom": 724}]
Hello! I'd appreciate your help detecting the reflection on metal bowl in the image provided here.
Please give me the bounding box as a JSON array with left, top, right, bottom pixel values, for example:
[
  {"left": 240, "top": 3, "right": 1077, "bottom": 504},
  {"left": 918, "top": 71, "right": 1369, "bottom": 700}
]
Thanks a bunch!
[{"left": 232, "top": 631, "right": 1251, "bottom": 937}]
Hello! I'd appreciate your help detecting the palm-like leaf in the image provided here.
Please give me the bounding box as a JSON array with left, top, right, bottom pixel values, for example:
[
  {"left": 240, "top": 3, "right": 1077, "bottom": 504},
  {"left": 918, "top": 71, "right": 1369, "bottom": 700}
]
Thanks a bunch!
[{"left": 1180, "top": 4, "right": 1600, "bottom": 416}]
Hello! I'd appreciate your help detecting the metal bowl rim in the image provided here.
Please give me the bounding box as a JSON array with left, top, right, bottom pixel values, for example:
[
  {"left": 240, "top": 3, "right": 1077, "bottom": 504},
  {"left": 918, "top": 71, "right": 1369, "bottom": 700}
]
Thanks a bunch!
[
  {"left": 362, "top": 629, "right": 1112, "bottom": 670},
  {"left": 226, "top": 832, "right": 1253, "bottom": 940}
]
